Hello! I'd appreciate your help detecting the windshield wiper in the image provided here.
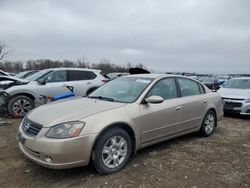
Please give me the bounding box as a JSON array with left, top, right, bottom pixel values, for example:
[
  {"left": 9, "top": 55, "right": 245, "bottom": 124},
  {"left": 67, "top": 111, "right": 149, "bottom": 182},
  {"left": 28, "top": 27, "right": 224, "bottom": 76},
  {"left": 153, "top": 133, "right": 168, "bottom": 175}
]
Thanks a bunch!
[{"left": 89, "top": 96, "right": 114, "bottom": 101}]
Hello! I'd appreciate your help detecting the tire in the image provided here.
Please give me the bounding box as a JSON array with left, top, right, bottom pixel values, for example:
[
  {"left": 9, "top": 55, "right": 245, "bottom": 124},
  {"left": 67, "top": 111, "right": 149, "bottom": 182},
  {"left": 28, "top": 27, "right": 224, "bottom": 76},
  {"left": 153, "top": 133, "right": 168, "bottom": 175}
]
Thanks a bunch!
[
  {"left": 200, "top": 110, "right": 217, "bottom": 137},
  {"left": 92, "top": 127, "right": 132, "bottom": 175},
  {"left": 8, "top": 95, "right": 35, "bottom": 118}
]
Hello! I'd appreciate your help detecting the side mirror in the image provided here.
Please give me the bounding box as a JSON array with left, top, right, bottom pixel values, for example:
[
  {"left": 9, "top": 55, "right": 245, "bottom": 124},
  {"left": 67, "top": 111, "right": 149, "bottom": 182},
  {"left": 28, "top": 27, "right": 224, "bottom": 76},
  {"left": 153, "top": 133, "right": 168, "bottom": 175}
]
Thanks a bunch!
[
  {"left": 38, "top": 78, "right": 46, "bottom": 85},
  {"left": 145, "top": 96, "right": 164, "bottom": 104}
]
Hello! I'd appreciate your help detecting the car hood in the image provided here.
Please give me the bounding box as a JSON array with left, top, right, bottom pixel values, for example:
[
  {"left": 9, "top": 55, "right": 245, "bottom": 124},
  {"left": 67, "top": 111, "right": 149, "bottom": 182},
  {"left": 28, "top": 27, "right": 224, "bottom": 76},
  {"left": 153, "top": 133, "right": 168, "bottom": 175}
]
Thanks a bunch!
[
  {"left": 27, "top": 97, "right": 126, "bottom": 127},
  {"left": 0, "top": 76, "right": 29, "bottom": 83},
  {"left": 218, "top": 88, "right": 250, "bottom": 99},
  {"left": 0, "top": 76, "right": 29, "bottom": 90}
]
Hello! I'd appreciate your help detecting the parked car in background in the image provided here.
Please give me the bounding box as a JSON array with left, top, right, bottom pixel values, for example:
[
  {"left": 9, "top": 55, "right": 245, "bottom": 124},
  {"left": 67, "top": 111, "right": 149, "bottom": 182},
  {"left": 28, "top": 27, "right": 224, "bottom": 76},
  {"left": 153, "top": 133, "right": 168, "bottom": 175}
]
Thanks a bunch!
[
  {"left": 18, "top": 74, "right": 223, "bottom": 174},
  {"left": 217, "top": 75, "right": 231, "bottom": 85},
  {"left": 15, "top": 70, "right": 38, "bottom": 79},
  {"left": 3, "top": 67, "right": 106, "bottom": 117},
  {"left": 7, "top": 72, "right": 16, "bottom": 77},
  {"left": 199, "top": 77, "right": 220, "bottom": 90},
  {"left": 107, "top": 72, "right": 129, "bottom": 80},
  {"left": 218, "top": 77, "right": 250, "bottom": 115}
]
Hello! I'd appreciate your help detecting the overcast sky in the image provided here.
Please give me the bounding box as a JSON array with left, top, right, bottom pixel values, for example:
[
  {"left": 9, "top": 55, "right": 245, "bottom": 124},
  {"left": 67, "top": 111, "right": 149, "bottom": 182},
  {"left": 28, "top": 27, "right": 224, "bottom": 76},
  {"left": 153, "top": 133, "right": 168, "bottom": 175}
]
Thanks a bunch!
[{"left": 0, "top": 0, "right": 249, "bottom": 73}]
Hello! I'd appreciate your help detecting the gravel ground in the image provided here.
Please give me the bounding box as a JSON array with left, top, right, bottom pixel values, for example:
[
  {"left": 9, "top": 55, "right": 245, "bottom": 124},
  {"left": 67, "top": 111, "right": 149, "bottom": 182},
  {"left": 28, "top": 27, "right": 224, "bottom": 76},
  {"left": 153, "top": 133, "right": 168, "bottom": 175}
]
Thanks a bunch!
[{"left": 0, "top": 115, "right": 249, "bottom": 188}]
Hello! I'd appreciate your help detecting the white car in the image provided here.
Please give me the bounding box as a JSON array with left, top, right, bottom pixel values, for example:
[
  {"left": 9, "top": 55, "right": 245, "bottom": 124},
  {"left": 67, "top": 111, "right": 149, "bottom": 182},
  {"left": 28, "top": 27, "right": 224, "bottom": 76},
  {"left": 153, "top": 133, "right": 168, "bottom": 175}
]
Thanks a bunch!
[
  {"left": 3, "top": 68, "right": 106, "bottom": 117},
  {"left": 218, "top": 77, "right": 250, "bottom": 115}
]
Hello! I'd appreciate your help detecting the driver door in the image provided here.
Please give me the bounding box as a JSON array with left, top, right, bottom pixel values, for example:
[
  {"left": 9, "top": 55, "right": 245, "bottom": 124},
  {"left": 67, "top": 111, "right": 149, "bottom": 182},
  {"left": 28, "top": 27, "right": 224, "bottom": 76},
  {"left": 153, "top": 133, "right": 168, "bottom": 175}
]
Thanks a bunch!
[
  {"left": 36, "top": 70, "right": 69, "bottom": 97},
  {"left": 139, "top": 78, "right": 182, "bottom": 145}
]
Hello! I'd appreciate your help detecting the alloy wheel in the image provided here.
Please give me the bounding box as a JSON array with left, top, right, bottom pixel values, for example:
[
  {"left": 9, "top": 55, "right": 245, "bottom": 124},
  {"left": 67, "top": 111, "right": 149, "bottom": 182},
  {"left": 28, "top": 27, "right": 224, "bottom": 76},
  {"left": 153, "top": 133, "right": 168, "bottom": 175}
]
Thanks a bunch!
[
  {"left": 13, "top": 99, "right": 32, "bottom": 116},
  {"left": 204, "top": 114, "right": 215, "bottom": 134},
  {"left": 102, "top": 136, "right": 128, "bottom": 169}
]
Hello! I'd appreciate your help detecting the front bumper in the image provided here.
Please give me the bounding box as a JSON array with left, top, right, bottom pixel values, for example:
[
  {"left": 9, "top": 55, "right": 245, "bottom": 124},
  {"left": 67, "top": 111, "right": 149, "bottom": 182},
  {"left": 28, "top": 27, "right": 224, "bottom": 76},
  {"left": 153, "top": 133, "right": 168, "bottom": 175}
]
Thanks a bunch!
[
  {"left": 223, "top": 99, "right": 250, "bottom": 115},
  {"left": 18, "top": 127, "right": 97, "bottom": 169}
]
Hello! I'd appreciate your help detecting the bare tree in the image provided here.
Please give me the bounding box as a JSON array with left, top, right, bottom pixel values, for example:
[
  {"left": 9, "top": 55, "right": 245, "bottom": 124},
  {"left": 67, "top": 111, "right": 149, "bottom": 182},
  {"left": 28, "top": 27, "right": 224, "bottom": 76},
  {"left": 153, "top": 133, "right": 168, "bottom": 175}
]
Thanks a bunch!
[{"left": 0, "top": 41, "right": 9, "bottom": 61}]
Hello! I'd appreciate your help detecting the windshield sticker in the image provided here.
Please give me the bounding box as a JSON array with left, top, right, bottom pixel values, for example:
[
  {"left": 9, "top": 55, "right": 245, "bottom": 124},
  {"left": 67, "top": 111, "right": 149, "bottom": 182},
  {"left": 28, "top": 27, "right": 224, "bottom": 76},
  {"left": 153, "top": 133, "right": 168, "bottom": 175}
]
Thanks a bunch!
[{"left": 136, "top": 79, "right": 151, "bottom": 84}]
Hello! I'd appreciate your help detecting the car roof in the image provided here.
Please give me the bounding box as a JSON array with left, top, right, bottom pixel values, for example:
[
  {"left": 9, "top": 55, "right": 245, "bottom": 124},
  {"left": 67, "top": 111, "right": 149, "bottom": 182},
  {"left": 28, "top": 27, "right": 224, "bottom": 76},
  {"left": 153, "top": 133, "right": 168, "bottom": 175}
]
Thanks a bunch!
[
  {"left": 44, "top": 67, "right": 101, "bottom": 72},
  {"left": 126, "top": 73, "right": 196, "bottom": 80}
]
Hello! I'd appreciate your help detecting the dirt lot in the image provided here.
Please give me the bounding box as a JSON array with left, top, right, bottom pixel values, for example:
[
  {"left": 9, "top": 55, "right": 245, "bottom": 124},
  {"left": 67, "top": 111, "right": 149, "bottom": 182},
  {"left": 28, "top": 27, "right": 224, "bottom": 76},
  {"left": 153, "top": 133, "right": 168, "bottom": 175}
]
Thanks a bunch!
[{"left": 0, "top": 115, "right": 250, "bottom": 188}]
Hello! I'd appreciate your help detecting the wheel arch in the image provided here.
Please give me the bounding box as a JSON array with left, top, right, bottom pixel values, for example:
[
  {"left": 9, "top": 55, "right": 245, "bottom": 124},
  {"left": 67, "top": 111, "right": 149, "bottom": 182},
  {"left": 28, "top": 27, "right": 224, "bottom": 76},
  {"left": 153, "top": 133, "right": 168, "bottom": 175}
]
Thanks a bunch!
[
  {"left": 10, "top": 92, "right": 36, "bottom": 101},
  {"left": 91, "top": 122, "right": 137, "bottom": 156}
]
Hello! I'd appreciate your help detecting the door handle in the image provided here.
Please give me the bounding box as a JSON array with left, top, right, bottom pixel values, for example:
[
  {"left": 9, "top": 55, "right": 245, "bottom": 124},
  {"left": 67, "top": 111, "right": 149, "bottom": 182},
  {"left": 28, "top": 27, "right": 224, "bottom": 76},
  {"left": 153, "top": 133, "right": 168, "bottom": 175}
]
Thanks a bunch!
[
  {"left": 203, "top": 100, "right": 208, "bottom": 104},
  {"left": 87, "top": 82, "right": 92, "bottom": 85},
  {"left": 176, "top": 106, "right": 182, "bottom": 111}
]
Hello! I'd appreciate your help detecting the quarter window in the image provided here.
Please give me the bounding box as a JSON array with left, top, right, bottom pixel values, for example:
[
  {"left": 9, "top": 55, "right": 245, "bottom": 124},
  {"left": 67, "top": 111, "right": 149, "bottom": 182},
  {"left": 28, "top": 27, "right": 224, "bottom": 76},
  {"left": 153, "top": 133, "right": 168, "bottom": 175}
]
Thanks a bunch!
[
  {"left": 147, "top": 78, "right": 177, "bottom": 100},
  {"left": 177, "top": 78, "right": 201, "bottom": 97}
]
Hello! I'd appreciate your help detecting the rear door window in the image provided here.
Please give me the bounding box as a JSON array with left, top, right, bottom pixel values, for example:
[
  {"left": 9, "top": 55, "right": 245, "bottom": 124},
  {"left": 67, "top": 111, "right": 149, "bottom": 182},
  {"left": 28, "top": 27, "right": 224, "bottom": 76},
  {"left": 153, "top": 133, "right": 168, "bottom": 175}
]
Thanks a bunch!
[
  {"left": 146, "top": 78, "right": 178, "bottom": 100},
  {"left": 177, "top": 78, "right": 201, "bottom": 97},
  {"left": 198, "top": 83, "right": 205, "bottom": 94},
  {"left": 68, "top": 70, "right": 96, "bottom": 81}
]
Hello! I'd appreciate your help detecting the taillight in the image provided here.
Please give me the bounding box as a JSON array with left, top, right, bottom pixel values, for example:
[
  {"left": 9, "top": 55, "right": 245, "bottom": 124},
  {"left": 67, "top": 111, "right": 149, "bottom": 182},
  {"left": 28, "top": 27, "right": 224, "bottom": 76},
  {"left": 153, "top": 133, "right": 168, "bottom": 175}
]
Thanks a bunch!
[{"left": 102, "top": 79, "right": 109, "bottom": 83}]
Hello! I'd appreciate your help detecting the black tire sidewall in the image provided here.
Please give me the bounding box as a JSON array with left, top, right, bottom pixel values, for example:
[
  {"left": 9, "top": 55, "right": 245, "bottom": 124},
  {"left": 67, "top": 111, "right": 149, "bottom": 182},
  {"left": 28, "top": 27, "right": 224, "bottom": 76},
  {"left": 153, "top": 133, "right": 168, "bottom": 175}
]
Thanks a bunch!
[
  {"left": 92, "top": 127, "right": 132, "bottom": 175},
  {"left": 200, "top": 110, "right": 217, "bottom": 137},
  {"left": 8, "top": 95, "right": 34, "bottom": 118}
]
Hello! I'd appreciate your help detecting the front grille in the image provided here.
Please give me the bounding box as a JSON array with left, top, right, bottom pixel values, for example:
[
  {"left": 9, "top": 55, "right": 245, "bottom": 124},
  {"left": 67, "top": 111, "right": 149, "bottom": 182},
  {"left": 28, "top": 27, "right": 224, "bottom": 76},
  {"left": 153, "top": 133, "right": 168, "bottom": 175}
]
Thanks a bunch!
[
  {"left": 22, "top": 118, "right": 42, "bottom": 136},
  {"left": 224, "top": 102, "right": 242, "bottom": 108},
  {"left": 246, "top": 109, "right": 250, "bottom": 113}
]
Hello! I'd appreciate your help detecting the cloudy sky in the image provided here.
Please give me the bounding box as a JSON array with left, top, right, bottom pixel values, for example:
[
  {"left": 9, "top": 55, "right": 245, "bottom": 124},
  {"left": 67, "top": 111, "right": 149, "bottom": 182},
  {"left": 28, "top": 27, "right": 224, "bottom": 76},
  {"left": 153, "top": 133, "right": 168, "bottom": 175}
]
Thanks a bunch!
[{"left": 0, "top": 0, "right": 249, "bottom": 73}]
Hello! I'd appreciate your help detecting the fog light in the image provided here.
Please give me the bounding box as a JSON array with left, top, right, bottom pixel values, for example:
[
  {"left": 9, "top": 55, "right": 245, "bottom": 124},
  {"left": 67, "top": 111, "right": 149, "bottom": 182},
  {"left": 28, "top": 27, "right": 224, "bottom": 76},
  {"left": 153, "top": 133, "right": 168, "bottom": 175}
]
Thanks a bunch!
[{"left": 45, "top": 156, "right": 53, "bottom": 163}]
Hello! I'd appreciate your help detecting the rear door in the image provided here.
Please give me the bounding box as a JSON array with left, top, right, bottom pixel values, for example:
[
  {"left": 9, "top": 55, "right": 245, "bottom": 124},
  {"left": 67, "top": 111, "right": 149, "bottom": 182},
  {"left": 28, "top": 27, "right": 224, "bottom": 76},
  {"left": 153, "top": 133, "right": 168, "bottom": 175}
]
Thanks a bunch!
[
  {"left": 139, "top": 78, "right": 182, "bottom": 144},
  {"left": 176, "top": 78, "right": 207, "bottom": 131},
  {"left": 67, "top": 70, "right": 97, "bottom": 96}
]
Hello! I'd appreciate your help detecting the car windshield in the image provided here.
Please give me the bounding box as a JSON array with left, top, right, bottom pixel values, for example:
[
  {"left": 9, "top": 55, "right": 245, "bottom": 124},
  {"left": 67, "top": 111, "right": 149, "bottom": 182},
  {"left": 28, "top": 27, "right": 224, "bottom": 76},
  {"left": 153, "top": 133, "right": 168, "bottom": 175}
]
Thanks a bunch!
[
  {"left": 25, "top": 70, "right": 52, "bottom": 81},
  {"left": 223, "top": 79, "right": 250, "bottom": 89},
  {"left": 89, "top": 77, "right": 153, "bottom": 103}
]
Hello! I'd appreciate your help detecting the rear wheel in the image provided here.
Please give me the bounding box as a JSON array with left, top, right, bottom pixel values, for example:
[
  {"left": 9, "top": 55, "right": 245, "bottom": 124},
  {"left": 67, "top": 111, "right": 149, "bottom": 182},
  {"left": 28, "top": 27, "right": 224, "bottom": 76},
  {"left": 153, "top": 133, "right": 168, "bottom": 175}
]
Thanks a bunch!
[
  {"left": 92, "top": 127, "right": 132, "bottom": 174},
  {"left": 8, "top": 95, "right": 34, "bottom": 118},
  {"left": 200, "top": 110, "right": 216, "bottom": 137}
]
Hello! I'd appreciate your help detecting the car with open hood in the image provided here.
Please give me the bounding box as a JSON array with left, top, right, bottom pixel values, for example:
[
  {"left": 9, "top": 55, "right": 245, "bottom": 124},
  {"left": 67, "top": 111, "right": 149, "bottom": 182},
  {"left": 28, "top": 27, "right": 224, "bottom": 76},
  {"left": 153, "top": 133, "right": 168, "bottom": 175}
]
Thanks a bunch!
[
  {"left": 3, "top": 68, "right": 106, "bottom": 118},
  {"left": 218, "top": 77, "right": 250, "bottom": 115},
  {"left": 18, "top": 74, "right": 223, "bottom": 174}
]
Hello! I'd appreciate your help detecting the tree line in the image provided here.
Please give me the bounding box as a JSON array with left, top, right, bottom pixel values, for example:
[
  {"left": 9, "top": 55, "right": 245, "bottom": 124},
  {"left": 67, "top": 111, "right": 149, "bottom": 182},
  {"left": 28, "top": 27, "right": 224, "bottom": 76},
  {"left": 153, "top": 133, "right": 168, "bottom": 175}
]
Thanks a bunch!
[{"left": 0, "top": 58, "right": 146, "bottom": 74}]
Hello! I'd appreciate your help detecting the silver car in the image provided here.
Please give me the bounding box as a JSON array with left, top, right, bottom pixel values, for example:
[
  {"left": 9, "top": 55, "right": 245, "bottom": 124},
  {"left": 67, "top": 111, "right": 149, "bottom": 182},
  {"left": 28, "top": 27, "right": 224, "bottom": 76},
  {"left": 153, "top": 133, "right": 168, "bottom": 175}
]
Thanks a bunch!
[
  {"left": 218, "top": 77, "right": 250, "bottom": 115},
  {"left": 18, "top": 74, "right": 223, "bottom": 174}
]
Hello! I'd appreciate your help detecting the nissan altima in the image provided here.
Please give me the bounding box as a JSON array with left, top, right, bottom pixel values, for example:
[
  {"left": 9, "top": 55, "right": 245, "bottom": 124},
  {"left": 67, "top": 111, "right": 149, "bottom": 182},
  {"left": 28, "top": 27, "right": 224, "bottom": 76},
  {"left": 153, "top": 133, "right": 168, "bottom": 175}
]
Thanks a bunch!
[{"left": 18, "top": 74, "right": 223, "bottom": 174}]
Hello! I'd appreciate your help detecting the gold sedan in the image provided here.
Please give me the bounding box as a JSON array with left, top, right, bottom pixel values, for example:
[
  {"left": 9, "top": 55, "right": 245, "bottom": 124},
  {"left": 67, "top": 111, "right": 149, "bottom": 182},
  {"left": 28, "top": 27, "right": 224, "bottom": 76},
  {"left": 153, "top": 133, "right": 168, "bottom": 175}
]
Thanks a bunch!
[{"left": 18, "top": 74, "right": 223, "bottom": 174}]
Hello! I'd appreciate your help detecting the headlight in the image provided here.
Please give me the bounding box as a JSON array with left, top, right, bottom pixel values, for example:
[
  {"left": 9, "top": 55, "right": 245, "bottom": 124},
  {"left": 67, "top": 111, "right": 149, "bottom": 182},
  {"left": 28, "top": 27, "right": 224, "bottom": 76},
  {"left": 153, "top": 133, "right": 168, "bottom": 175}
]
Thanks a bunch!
[
  {"left": 246, "top": 98, "right": 250, "bottom": 103},
  {"left": 46, "top": 121, "right": 85, "bottom": 139}
]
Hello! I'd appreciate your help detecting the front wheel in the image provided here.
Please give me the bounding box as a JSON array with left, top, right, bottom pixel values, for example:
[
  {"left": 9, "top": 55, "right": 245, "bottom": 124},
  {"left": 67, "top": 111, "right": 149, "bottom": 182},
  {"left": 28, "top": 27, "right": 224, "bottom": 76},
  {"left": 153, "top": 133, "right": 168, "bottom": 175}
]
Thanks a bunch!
[
  {"left": 200, "top": 110, "right": 217, "bottom": 137},
  {"left": 92, "top": 127, "right": 132, "bottom": 174},
  {"left": 8, "top": 95, "right": 35, "bottom": 118}
]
